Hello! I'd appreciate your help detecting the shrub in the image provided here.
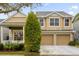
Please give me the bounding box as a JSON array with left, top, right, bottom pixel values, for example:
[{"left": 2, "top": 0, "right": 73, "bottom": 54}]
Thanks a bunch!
[
  {"left": 0, "top": 43, "right": 4, "bottom": 51},
  {"left": 19, "top": 43, "right": 24, "bottom": 51},
  {"left": 25, "top": 12, "right": 41, "bottom": 53},
  {"left": 13, "top": 43, "right": 24, "bottom": 51},
  {"left": 3, "top": 43, "right": 24, "bottom": 51},
  {"left": 12, "top": 44, "right": 19, "bottom": 51},
  {"left": 4, "top": 43, "right": 13, "bottom": 51},
  {"left": 68, "top": 41, "right": 75, "bottom": 46},
  {"left": 74, "top": 39, "right": 79, "bottom": 45}
]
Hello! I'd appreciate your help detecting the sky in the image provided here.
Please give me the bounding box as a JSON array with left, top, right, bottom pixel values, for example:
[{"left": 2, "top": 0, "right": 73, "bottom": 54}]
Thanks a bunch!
[{"left": 0, "top": 3, "right": 79, "bottom": 19}]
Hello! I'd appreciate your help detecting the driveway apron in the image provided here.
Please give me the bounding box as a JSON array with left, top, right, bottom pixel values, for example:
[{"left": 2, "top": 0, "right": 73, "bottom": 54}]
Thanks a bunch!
[{"left": 40, "top": 46, "right": 79, "bottom": 55}]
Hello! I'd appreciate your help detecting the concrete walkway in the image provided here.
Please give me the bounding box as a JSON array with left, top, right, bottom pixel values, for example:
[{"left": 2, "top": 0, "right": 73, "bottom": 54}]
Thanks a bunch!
[{"left": 40, "top": 46, "right": 79, "bottom": 55}]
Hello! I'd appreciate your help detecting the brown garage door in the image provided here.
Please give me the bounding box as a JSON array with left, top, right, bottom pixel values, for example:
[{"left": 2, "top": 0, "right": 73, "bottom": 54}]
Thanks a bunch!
[
  {"left": 41, "top": 35, "right": 54, "bottom": 45},
  {"left": 56, "top": 34, "right": 70, "bottom": 45}
]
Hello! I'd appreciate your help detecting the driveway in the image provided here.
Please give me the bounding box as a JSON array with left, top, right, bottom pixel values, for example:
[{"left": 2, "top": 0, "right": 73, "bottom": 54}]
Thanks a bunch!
[{"left": 40, "top": 46, "right": 79, "bottom": 55}]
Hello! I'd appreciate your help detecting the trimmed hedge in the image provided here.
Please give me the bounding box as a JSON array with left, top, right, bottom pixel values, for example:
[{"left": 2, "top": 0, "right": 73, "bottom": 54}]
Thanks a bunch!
[
  {"left": 12, "top": 43, "right": 24, "bottom": 51},
  {"left": 0, "top": 43, "right": 4, "bottom": 50},
  {"left": 0, "top": 43, "right": 24, "bottom": 51}
]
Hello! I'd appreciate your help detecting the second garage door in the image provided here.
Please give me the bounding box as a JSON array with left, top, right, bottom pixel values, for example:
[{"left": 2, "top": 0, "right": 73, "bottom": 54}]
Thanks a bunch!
[
  {"left": 56, "top": 34, "right": 70, "bottom": 45},
  {"left": 41, "top": 35, "right": 54, "bottom": 45}
]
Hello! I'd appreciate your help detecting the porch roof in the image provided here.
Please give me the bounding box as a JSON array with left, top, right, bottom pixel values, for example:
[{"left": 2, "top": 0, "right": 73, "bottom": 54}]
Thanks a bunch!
[
  {"left": 0, "top": 12, "right": 26, "bottom": 27},
  {"left": 0, "top": 22, "right": 25, "bottom": 27}
]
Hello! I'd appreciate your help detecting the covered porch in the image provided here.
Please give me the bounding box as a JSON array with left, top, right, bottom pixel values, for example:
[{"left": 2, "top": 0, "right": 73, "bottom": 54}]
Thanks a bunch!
[
  {"left": 0, "top": 12, "right": 26, "bottom": 44},
  {"left": 0, "top": 25, "right": 25, "bottom": 44}
]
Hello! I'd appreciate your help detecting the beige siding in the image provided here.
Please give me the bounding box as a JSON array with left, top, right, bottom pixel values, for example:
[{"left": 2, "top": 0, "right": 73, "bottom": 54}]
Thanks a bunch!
[
  {"left": 42, "top": 16, "right": 72, "bottom": 30},
  {"left": 5, "top": 17, "right": 26, "bottom": 22},
  {"left": 3, "top": 12, "right": 72, "bottom": 31},
  {"left": 61, "top": 17, "right": 64, "bottom": 28}
]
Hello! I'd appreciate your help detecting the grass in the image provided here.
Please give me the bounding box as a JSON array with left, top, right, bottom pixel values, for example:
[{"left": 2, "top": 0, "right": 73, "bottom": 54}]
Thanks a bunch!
[
  {"left": 0, "top": 51, "right": 24, "bottom": 56},
  {"left": 0, "top": 51, "right": 40, "bottom": 56}
]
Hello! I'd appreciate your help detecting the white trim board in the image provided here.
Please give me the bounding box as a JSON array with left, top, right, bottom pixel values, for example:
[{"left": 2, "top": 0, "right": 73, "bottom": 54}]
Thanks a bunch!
[
  {"left": 46, "top": 11, "right": 64, "bottom": 17},
  {"left": 48, "top": 17, "right": 61, "bottom": 27}
]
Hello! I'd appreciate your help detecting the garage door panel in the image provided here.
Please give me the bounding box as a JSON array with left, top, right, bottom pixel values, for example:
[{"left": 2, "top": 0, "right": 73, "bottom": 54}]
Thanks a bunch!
[
  {"left": 56, "top": 34, "right": 70, "bottom": 45},
  {"left": 41, "top": 35, "right": 54, "bottom": 45}
]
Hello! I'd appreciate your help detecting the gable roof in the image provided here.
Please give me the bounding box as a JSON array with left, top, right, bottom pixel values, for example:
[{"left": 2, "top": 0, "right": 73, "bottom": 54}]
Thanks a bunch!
[
  {"left": 0, "top": 11, "right": 73, "bottom": 27},
  {"left": 0, "top": 12, "right": 26, "bottom": 24},
  {"left": 12, "top": 12, "right": 26, "bottom": 17},
  {"left": 36, "top": 11, "right": 73, "bottom": 17}
]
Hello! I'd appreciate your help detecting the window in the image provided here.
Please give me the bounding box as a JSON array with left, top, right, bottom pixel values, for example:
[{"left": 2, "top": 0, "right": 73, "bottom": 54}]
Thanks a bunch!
[
  {"left": 55, "top": 18, "right": 59, "bottom": 26},
  {"left": 4, "top": 36, "right": 9, "bottom": 40},
  {"left": 50, "top": 18, "right": 54, "bottom": 26},
  {"left": 50, "top": 18, "right": 59, "bottom": 26},
  {"left": 39, "top": 18, "right": 44, "bottom": 26},
  {"left": 14, "top": 30, "right": 23, "bottom": 40},
  {"left": 65, "top": 18, "right": 69, "bottom": 26}
]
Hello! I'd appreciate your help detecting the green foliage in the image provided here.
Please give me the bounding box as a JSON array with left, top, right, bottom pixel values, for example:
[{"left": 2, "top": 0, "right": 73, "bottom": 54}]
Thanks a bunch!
[
  {"left": 13, "top": 43, "right": 24, "bottom": 51},
  {"left": 4, "top": 43, "right": 13, "bottom": 51},
  {"left": 72, "top": 13, "right": 79, "bottom": 23},
  {"left": 0, "top": 3, "right": 41, "bottom": 13},
  {"left": 68, "top": 41, "right": 75, "bottom": 46},
  {"left": 24, "top": 12, "right": 41, "bottom": 52},
  {"left": 74, "top": 39, "right": 79, "bottom": 45},
  {"left": 68, "top": 39, "right": 79, "bottom": 46},
  {"left": 0, "top": 43, "right": 4, "bottom": 50},
  {"left": 19, "top": 44, "right": 24, "bottom": 50},
  {"left": 3, "top": 43, "right": 24, "bottom": 51}
]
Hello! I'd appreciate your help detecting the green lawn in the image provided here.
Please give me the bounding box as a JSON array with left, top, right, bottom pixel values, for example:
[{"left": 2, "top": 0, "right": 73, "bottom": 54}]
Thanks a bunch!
[{"left": 0, "top": 51, "right": 24, "bottom": 56}]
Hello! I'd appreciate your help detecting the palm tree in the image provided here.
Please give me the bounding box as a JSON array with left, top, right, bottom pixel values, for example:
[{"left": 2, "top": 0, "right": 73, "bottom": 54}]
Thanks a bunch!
[{"left": 72, "top": 13, "right": 79, "bottom": 23}]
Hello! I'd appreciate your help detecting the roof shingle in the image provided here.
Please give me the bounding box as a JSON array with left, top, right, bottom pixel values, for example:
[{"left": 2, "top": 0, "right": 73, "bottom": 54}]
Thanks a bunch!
[{"left": 36, "top": 11, "right": 73, "bottom": 17}]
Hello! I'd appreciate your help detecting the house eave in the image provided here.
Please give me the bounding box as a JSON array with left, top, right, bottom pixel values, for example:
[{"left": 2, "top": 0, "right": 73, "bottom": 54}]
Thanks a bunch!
[{"left": 42, "top": 30, "right": 75, "bottom": 34}]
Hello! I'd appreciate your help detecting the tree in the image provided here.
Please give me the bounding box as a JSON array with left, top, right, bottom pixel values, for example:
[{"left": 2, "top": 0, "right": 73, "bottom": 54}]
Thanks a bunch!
[
  {"left": 0, "top": 3, "right": 42, "bottom": 55},
  {"left": 0, "top": 3, "right": 41, "bottom": 13},
  {"left": 24, "top": 12, "right": 41, "bottom": 55},
  {"left": 72, "top": 13, "right": 79, "bottom": 23}
]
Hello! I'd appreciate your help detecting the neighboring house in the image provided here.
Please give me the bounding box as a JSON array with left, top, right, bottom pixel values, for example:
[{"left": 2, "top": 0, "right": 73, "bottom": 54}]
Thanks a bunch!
[
  {"left": 73, "top": 20, "right": 79, "bottom": 40},
  {"left": 0, "top": 11, "right": 74, "bottom": 45}
]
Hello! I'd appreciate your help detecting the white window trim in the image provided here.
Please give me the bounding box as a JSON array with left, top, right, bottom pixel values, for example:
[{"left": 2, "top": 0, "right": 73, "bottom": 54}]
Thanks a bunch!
[
  {"left": 49, "top": 17, "right": 60, "bottom": 27},
  {"left": 64, "top": 18, "right": 70, "bottom": 27},
  {"left": 38, "top": 18, "right": 45, "bottom": 27},
  {"left": 13, "top": 30, "right": 23, "bottom": 41}
]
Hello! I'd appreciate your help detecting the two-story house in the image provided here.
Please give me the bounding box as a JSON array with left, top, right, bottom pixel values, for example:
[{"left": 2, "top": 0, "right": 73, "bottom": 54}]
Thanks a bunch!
[{"left": 0, "top": 11, "right": 74, "bottom": 45}]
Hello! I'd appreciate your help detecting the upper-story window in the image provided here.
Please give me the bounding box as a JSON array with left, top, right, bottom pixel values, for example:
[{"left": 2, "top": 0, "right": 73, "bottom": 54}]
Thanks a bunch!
[
  {"left": 64, "top": 18, "right": 69, "bottom": 26},
  {"left": 50, "top": 18, "right": 59, "bottom": 26},
  {"left": 38, "top": 18, "right": 44, "bottom": 26}
]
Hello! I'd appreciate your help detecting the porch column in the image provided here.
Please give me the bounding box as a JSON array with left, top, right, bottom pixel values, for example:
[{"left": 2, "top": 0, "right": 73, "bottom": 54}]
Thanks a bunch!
[
  {"left": 1, "top": 26, "right": 3, "bottom": 43},
  {"left": 9, "top": 29, "right": 13, "bottom": 43},
  {"left": 54, "top": 34, "right": 56, "bottom": 45},
  {"left": 70, "top": 33, "right": 73, "bottom": 41},
  {"left": 23, "top": 26, "right": 25, "bottom": 43}
]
